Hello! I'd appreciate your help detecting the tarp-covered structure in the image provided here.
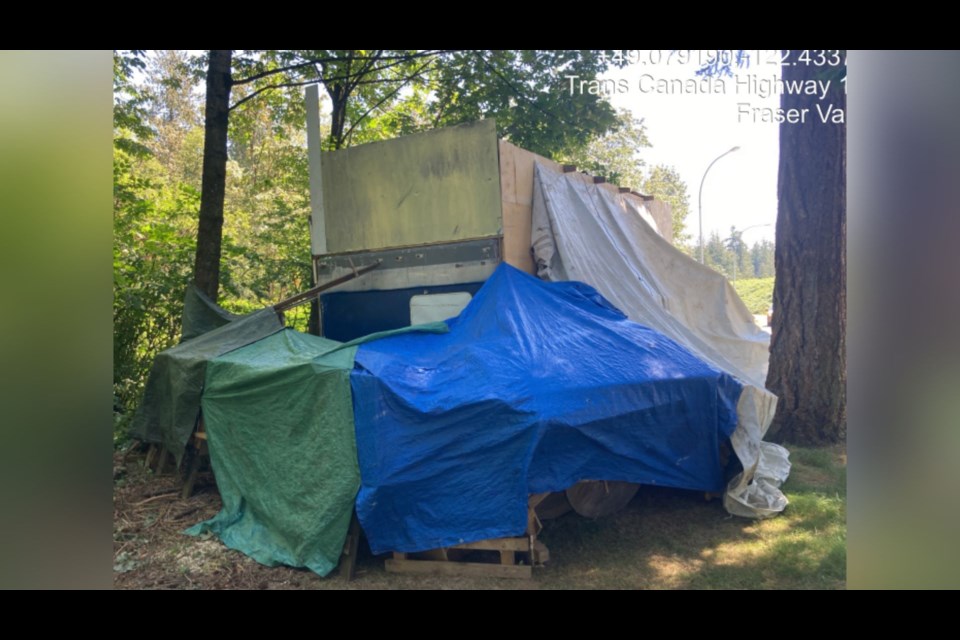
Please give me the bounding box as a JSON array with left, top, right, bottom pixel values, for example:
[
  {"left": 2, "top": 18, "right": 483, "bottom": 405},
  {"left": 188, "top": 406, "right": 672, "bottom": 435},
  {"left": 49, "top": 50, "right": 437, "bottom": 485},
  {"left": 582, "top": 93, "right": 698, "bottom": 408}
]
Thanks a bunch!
[
  {"left": 130, "top": 133, "right": 791, "bottom": 576},
  {"left": 185, "top": 330, "right": 362, "bottom": 576},
  {"left": 531, "top": 164, "right": 789, "bottom": 517},
  {"left": 180, "top": 264, "right": 752, "bottom": 568},
  {"left": 128, "top": 296, "right": 283, "bottom": 463},
  {"left": 351, "top": 264, "right": 745, "bottom": 554},
  {"left": 184, "top": 324, "right": 448, "bottom": 575}
]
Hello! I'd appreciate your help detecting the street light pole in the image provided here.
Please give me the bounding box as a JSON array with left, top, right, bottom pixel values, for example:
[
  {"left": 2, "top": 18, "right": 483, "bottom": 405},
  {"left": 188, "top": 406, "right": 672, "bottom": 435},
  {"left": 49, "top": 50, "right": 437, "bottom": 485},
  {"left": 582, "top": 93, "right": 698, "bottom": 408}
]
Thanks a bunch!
[{"left": 698, "top": 146, "right": 740, "bottom": 264}]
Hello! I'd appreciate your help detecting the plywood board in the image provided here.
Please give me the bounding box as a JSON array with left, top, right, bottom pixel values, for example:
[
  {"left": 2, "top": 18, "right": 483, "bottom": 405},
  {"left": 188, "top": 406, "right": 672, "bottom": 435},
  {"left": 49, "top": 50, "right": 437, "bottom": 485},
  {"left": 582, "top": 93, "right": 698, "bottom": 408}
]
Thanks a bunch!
[
  {"left": 498, "top": 139, "right": 517, "bottom": 205},
  {"left": 498, "top": 141, "right": 563, "bottom": 274},
  {"left": 322, "top": 120, "right": 502, "bottom": 253},
  {"left": 502, "top": 201, "right": 535, "bottom": 274}
]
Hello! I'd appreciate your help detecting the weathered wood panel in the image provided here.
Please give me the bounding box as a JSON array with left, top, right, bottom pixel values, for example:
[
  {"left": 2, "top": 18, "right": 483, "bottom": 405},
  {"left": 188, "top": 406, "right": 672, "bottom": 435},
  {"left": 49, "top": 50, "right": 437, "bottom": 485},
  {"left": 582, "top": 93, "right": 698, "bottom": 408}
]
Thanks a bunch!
[{"left": 322, "top": 120, "right": 502, "bottom": 253}]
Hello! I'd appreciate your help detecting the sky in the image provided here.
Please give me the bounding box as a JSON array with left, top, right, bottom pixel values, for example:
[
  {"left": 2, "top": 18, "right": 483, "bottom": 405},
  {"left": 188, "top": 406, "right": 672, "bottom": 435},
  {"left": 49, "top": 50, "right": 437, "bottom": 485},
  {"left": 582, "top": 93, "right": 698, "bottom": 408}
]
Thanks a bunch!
[{"left": 600, "top": 51, "right": 781, "bottom": 244}]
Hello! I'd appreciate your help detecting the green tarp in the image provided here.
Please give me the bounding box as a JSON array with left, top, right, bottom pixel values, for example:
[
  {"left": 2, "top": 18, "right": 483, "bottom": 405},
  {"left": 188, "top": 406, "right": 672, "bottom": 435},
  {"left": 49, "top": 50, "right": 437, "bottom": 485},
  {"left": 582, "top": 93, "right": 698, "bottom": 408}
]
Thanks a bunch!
[
  {"left": 128, "top": 308, "right": 284, "bottom": 462},
  {"left": 186, "top": 330, "right": 360, "bottom": 576},
  {"left": 181, "top": 285, "right": 240, "bottom": 343},
  {"left": 185, "top": 324, "right": 448, "bottom": 576}
]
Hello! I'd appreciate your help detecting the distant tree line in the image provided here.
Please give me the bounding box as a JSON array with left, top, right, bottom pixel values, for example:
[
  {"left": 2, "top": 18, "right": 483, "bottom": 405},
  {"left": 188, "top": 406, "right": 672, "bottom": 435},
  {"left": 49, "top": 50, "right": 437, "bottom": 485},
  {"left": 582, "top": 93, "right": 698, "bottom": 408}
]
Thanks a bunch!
[{"left": 702, "top": 228, "right": 775, "bottom": 281}]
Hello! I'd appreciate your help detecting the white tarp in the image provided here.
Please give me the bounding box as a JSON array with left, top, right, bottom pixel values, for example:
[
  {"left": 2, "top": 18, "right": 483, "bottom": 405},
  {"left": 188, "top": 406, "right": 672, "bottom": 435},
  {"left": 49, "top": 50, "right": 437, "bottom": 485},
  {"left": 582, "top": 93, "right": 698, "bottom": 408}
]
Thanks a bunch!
[{"left": 531, "top": 163, "right": 789, "bottom": 518}]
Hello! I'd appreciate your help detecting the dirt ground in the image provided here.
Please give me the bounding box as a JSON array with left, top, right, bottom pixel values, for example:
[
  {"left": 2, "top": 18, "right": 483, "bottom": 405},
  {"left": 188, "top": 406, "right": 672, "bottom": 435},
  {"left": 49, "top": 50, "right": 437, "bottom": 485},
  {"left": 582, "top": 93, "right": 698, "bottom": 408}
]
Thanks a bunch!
[{"left": 113, "top": 444, "right": 846, "bottom": 590}]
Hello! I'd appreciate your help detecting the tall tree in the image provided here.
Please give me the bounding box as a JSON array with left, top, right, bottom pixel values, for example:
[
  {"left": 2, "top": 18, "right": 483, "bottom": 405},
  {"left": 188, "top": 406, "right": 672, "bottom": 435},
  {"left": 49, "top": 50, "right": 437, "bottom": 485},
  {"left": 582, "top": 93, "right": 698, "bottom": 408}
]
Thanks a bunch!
[
  {"left": 194, "top": 50, "right": 232, "bottom": 300},
  {"left": 704, "top": 230, "right": 733, "bottom": 276},
  {"left": 561, "top": 108, "right": 650, "bottom": 188},
  {"left": 143, "top": 50, "right": 202, "bottom": 185},
  {"left": 313, "top": 50, "right": 439, "bottom": 149},
  {"left": 643, "top": 164, "right": 692, "bottom": 248},
  {"left": 428, "top": 50, "right": 618, "bottom": 157},
  {"left": 766, "top": 52, "right": 846, "bottom": 444},
  {"left": 724, "top": 226, "right": 749, "bottom": 281},
  {"left": 750, "top": 239, "right": 775, "bottom": 279},
  {"left": 559, "top": 109, "right": 693, "bottom": 247}
]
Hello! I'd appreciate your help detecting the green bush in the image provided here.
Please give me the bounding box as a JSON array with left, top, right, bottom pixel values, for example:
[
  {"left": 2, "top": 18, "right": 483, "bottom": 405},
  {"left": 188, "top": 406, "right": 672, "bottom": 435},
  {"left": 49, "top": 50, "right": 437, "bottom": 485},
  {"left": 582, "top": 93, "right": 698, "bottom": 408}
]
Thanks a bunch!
[{"left": 732, "top": 277, "right": 775, "bottom": 315}]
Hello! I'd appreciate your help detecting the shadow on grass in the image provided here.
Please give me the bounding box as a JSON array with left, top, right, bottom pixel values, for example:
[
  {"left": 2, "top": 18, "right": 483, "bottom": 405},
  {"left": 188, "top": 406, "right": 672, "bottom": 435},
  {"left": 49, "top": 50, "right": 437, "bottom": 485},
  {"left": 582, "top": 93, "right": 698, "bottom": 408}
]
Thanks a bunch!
[{"left": 535, "top": 445, "right": 846, "bottom": 589}]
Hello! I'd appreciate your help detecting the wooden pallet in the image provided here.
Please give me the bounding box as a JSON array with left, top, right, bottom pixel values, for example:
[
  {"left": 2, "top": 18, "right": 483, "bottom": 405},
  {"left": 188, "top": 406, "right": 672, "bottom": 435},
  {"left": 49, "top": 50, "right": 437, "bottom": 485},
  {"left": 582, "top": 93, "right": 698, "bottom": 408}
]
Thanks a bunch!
[{"left": 384, "top": 494, "right": 549, "bottom": 579}]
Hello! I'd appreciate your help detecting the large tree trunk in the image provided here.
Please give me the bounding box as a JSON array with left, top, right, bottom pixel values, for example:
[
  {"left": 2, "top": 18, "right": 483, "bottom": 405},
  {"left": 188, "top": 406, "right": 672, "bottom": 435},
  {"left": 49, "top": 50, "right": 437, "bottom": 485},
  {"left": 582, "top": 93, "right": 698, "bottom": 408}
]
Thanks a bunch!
[
  {"left": 327, "top": 82, "right": 348, "bottom": 150},
  {"left": 766, "top": 53, "right": 846, "bottom": 445},
  {"left": 193, "top": 50, "right": 233, "bottom": 300}
]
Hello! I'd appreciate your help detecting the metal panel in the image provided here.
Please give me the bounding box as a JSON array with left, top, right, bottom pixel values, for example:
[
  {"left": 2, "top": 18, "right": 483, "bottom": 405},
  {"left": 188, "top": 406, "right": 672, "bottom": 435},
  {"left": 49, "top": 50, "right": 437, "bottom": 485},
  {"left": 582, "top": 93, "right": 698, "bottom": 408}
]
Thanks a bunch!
[
  {"left": 315, "top": 238, "right": 499, "bottom": 271},
  {"left": 314, "top": 238, "right": 500, "bottom": 292},
  {"left": 314, "top": 238, "right": 500, "bottom": 291},
  {"left": 321, "top": 119, "right": 502, "bottom": 254}
]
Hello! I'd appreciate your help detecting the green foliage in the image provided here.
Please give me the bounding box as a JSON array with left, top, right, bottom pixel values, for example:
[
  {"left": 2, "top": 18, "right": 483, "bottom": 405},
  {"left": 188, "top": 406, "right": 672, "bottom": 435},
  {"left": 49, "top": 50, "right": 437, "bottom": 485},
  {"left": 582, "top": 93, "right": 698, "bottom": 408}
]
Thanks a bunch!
[
  {"left": 113, "top": 51, "right": 319, "bottom": 443},
  {"left": 750, "top": 239, "right": 775, "bottom": 278},
  {"left": 229, "top": 50, "right": 445, "bottom": 150},
  {"left": 732, "top": 277, "right": 775, "bottom": 314},
  {"left": 143, "top": 50, "right": 203, "bottom": 184},
  {"left": 222, "top": 89, "right": 312, "bottom": 309},
  {"left": 561, "top": 109, "right": 650, "bottom": 189},
  {"left": 113, "top": 50, "right": 152, "bottom": 157},
  {"left": 643, "top": 165, "right": 691, "bottom": 247},
  {"left": 113, "top": 144, "right": 198, "bottom": 441},
  {"left": 114, "top": 52, "right": 200, "bottom": 441},
  {"left": 427, "top": 50, "right": 619, "bottom": 158},
  {"left": 231, "top": 50, "right": 620, "bottom": 157}
]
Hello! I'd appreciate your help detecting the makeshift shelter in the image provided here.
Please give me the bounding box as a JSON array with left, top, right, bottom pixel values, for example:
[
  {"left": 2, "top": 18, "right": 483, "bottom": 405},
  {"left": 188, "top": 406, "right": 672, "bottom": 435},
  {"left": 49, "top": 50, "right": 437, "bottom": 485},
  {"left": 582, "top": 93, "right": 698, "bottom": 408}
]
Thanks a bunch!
[
  {"left": 184, "top": 264, "right": 747, "bottom": 572},
  {"left": 130, "top": 113, "right": 789, "bottom": 577},
  {"left": 303, "top": 115, "right": 788, "bottom": 520}
]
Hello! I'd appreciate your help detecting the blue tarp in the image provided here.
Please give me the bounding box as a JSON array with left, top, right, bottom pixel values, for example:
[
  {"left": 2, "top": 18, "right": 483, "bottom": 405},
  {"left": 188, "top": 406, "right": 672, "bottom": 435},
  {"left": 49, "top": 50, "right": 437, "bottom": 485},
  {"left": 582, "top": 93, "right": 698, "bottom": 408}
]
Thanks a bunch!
[{"left": 351, "top": 264, "right": 743, "bottom": 555}]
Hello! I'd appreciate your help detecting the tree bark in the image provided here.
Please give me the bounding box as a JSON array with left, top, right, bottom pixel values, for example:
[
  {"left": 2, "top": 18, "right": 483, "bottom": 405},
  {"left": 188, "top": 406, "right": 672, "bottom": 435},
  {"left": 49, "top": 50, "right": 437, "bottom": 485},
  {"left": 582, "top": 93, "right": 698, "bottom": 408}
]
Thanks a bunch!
[
  {"left": 327, "top": 81, "right": 349, "bottom": 150},
  {"left": 193, "top": 50, "right": 233, "bottom": 300},
  {"left": 766, "top": 53, "right": 846, "bottom": 445}
]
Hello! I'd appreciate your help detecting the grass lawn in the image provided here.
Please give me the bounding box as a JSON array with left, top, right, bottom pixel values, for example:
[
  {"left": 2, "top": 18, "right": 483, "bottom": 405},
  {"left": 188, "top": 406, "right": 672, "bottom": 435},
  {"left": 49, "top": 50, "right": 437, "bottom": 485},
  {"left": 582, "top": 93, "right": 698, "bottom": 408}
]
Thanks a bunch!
[
  {"left": 537, "top": 446, "right": 845, "bottom": 589},
  {"left": 114, "top": 445, "right": 845, "bottom": 589}
]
